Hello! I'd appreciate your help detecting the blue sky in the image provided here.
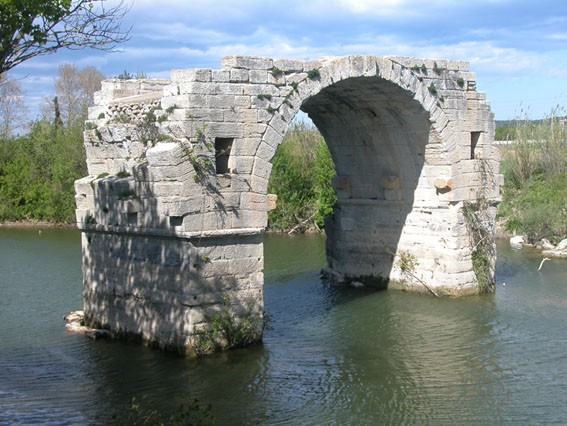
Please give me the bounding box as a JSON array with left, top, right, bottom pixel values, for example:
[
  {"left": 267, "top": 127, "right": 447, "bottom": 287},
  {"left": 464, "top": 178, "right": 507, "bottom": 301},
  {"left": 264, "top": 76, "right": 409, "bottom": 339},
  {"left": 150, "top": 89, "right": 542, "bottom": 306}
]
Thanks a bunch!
[{"left": 10, "top": 0, "right": 567, "bottom": 120}]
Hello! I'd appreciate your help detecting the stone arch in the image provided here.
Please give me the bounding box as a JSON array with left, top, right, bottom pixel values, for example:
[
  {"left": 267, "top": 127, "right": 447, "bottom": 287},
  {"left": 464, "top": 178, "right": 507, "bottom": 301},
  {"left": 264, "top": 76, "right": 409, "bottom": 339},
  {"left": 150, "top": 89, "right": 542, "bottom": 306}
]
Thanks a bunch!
[
  {"left": 251, "top": 56, "right": 464, "bottom": 291},
  {"left": 76, "top": 55, "right": 500, "bottom": 356},
  {"left": 254, "top": 56, "right": 457, "bottom": 193}
]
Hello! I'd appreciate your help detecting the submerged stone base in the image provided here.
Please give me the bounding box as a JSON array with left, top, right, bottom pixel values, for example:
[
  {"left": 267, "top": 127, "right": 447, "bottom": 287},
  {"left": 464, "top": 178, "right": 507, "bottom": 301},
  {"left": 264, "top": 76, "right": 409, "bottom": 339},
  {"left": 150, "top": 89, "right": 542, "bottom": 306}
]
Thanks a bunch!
[{"left": 81, "top": 229, "right": 264, "bottom": 355}]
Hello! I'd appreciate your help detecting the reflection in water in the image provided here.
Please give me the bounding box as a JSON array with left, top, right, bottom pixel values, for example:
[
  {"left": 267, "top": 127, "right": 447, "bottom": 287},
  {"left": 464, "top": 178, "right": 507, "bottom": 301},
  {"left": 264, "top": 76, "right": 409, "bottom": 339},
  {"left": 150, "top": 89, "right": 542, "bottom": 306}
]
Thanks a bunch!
[{"left": 0, "top": 230, "right": 566, "bottom": 425}]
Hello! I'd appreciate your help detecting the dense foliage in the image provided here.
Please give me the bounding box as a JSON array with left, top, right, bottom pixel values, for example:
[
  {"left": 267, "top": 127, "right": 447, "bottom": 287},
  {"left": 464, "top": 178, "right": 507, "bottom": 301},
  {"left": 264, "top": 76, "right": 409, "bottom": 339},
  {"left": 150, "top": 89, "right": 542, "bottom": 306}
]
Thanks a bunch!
[
  {"left": 495, "top": 124, "right": 516, "bottom": 141},
  {"left": 498, "top": 108, "right": 567, "bottom": 243},
  {"left": 0, "top": 120, "right": 86, "bottom": 223},
  {"left": 0, "top": 63, "right": 103, "bottom": 224},
  {"left": 267, "top": 121, "right": 336, "bottom": 232}
]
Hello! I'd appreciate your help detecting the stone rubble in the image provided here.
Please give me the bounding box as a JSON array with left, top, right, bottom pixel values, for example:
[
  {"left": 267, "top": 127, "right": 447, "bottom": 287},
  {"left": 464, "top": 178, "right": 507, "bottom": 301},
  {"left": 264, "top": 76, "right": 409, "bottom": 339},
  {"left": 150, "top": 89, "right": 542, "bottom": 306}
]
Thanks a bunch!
[
  {"left": 510, "top": 236, "right": 567, "bottom": 258},
  {"left": 64, "top": 310, "right": 110, "bottom": 339}
]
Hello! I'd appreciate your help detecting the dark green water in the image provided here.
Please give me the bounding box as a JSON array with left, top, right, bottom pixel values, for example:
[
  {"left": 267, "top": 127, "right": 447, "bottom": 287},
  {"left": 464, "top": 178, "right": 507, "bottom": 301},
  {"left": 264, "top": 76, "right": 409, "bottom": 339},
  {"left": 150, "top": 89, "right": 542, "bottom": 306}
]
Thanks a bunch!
[{"left": 0, "top": 228, "right": 566, "bottom": 425}]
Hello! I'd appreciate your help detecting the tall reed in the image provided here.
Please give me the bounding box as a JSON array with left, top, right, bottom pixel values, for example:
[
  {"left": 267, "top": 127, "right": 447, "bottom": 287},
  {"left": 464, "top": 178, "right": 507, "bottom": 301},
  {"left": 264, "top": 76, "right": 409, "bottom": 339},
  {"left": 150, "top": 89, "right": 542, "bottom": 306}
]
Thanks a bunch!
[
  {"left": 498, "top": 106, "right": 567, "bottom": 242},
  {"left": 501, "top": 106, "right": 567, "bottom": 188}
]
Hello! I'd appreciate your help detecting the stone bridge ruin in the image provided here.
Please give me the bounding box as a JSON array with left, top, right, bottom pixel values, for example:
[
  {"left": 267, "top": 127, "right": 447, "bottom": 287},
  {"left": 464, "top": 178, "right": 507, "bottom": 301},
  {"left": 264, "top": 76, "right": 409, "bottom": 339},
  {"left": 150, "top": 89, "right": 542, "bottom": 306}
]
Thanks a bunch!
[{"left": 75, "top": 55, "right": 501, "bottom": 355}]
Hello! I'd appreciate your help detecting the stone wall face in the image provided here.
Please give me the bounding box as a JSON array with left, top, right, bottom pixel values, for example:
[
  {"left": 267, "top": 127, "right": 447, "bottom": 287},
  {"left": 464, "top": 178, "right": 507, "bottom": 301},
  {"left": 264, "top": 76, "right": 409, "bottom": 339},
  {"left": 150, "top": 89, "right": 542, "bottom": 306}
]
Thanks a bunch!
[{"left": 76, "top": 55, "right": 500, "bottom": 354}]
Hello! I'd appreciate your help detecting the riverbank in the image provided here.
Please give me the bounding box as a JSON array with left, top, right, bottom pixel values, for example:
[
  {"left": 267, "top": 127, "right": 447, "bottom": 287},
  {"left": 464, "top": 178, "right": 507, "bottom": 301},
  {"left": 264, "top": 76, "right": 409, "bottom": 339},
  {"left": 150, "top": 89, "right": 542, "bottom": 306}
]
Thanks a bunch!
[
  {"left": 0, "top": 220, "right": 76, "bottom": 229},
  {"left": 3, "top": 217, "right": 565, "bottom": 259}
]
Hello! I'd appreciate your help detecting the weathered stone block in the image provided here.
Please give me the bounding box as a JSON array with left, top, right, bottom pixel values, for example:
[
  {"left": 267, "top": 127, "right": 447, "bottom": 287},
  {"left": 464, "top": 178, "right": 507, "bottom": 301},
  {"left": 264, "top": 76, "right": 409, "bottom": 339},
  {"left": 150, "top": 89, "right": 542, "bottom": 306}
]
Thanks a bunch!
[
  {"left": 211, "top": 70, "right": 230, "bottom": 82},
  {"left": 256, "top": 141, "right": 276, "bottom": 162},
  {"left": 252, "top": 157, "right": 272, "bottom": 180},
  {"left": 250, "top": 70, "right": 269, "bottom": 84},
  {"left": 229, "top": 69, "right": 249, "bottom": 83},
  {"left": 207, "top": 94, "right": 236, "bottom": 109},
  {"left": 170, "top": 69, "right": 212, "bottom": 82},
  {"left": 146, "top": 142, "right": 186, "bottom": 167},
  {"left": 267, "top": 194, "right": 277, "bottom": 211},
  {"left": 234, "top": 95, "right": 251, "bottom": 108},
  {"left": 222, "top": 56, "right": 274, "bottom": 70}
]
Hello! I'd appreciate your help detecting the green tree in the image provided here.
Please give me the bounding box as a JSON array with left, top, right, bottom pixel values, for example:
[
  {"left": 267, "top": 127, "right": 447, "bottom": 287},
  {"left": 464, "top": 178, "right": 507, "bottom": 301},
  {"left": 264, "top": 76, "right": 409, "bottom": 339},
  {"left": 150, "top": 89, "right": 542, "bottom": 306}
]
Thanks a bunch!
[
  {"left": 268, "top": 122, "right": 337, "bottom": 232},
  {"left": 0, "top": 0, "right": 130, "bottom": 73},
  {"left": 0, "top": 62, "right": 102, "bottom": 224},
  {"left": 0, "top": 120, "right": 86, "bottom": 223}
]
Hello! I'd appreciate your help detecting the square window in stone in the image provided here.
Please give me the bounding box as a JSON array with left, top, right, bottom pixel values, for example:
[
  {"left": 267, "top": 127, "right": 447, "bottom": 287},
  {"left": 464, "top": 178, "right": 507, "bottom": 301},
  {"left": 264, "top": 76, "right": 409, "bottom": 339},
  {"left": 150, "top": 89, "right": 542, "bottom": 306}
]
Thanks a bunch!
[
  {"left": 169, "top": 216, "right": 183, "bottom": 227},
  {"left": 215, "top": 137, "right": 233, "bottom": 174}
]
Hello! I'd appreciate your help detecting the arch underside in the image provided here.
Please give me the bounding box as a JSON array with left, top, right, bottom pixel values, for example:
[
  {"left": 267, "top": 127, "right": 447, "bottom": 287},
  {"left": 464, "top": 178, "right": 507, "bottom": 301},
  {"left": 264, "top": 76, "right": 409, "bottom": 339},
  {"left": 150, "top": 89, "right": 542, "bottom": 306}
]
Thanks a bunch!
[{"left": 299, "top": 76, "right": 454, "bottom": 290}]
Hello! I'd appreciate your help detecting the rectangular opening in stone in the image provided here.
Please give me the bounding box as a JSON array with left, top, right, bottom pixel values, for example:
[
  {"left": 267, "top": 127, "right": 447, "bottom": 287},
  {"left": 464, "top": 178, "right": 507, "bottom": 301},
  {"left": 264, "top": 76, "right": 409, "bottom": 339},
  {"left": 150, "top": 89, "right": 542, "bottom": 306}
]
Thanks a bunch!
[
  {"left": 471, "top": 132, "right": 481, "bottom": 159},
  {"left": 169, "top": 216, "right": 183, "bottom": 227},
  {"left": 127, "top": 213, "right": 138, "bottom": 226},
  {"left": 215, "top": 137, "right": 233, "bottom": 174}
]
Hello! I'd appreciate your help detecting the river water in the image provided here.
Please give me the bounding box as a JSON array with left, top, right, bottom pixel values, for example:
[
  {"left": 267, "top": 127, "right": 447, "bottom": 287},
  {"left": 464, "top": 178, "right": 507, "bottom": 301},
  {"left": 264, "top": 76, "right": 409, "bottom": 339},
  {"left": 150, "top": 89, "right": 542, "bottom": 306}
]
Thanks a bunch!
[{"left": 0, "top": 228, "right": 565, "bottom": 425}]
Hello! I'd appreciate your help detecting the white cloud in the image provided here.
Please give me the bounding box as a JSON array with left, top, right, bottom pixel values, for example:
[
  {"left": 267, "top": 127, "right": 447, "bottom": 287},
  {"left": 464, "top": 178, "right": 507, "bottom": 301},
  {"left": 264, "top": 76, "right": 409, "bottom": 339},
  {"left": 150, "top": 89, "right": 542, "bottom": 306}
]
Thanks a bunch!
[
  {"left": 11, "top": 0, "right": 567, "bottom": 121},
  {"left": 141, "top": 23, "right": 227, "bottom": 44},
  {"left": 339, "top": 0, "right": 407, "bottom": 12},
  {"left": 548, "top": 32, "right": 567, "bottom": 40},
  {"left": 336, "top": 0, "right": 463, "bottom": 15},
  {"left": 415, "top": 41, "right": 542, "bottom": 73}
]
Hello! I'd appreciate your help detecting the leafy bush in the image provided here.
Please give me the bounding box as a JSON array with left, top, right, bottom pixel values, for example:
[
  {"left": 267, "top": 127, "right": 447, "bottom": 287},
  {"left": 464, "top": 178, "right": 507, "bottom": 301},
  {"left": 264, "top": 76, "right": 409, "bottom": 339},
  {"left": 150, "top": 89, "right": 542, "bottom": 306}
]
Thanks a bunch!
[
  {"left": 498, "top": 173, "right": 567, "bottom": 243},
  {"left": 267, "top": 121, "right": 336, "bottom": 232},
  {"left": 498, "top": 106, "right": 567, "bottom": 242},
  {"left": 0, "top": 120, "right": 86, "bottom": 223}
]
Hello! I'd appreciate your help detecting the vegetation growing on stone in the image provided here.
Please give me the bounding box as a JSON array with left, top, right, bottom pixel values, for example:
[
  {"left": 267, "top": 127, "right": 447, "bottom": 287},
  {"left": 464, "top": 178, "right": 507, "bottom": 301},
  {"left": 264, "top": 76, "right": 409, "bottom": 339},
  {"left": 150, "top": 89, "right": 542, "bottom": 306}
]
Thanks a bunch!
[
  {"left": 184, "top": 125, "right": 216, "bottom": 184},
  {"left": 433, "top": 61, "right": 442, "bottom": 75},
  {"left": 463, "top": 198, "right": 495, "bottom": 294},
  {"left": 428, "top": 83, "right": 437, "bottom": 95},
  {"left": 192, "top": 293, "right": 266, "bottom": 356},
  {"left": 270, "top": 66, "right": 284, "bottom": 78},
  {"left": 307, "top": 68, "right": 321, "bottom": 79},
  {"left": 115, "top": 170, "right": 131, "bottom": 178}
]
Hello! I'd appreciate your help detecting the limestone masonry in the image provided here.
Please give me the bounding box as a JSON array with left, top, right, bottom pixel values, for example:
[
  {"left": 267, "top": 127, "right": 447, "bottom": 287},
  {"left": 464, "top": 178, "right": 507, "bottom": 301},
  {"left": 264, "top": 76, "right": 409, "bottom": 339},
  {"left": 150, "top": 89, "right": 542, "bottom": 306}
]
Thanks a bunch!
[{"left": 75, "top": 55, "right": 502, "bottom": 355}]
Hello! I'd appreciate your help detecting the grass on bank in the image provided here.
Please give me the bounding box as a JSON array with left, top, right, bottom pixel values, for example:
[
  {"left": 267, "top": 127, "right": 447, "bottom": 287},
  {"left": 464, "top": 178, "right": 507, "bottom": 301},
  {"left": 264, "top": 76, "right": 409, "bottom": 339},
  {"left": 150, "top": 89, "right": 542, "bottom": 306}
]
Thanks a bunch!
[{"left": 497, "top": 107, "right": 567, "bottom": 243}]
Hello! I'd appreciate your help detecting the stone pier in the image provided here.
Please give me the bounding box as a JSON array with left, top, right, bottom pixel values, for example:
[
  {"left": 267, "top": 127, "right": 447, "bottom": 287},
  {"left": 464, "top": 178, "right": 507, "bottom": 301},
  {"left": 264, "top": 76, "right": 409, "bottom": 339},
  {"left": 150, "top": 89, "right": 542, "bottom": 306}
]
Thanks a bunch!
[{"left": 75, "top": 55, "right": 501, "bottom": 355}]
